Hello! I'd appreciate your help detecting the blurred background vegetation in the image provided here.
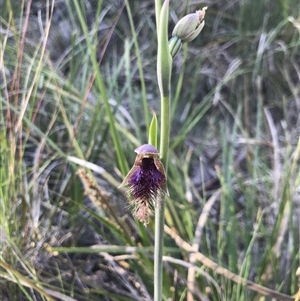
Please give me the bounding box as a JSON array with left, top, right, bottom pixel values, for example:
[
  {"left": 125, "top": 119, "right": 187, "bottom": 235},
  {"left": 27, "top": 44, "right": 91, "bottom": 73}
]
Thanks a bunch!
[{"left": 0, "top": 0, "right": 299, "bottom": 300}]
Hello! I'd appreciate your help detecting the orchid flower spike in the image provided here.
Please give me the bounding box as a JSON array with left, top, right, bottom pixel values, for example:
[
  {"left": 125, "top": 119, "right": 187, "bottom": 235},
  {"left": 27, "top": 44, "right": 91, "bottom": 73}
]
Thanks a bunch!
[{"left": 119, "top": 144, "right": 167, "bottom": 225}]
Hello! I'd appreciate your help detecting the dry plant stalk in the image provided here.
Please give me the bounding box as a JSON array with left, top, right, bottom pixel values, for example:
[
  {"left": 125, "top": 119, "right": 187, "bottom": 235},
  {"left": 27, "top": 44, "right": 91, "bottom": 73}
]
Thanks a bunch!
[
  {"left": 187, "top": 188, "right": 222, "bottom": 301},
  {"left": 164, "top": 225, "right": 295, "bottom": 301},
  {"left": 77, "top": 168, "right": 133, "bottom": 238},
  {"left": 294, "top": 267, "right": 300, "bottom": 301},
  {"left": 77, "top": 168, "right": 109, "bottom": 209}
]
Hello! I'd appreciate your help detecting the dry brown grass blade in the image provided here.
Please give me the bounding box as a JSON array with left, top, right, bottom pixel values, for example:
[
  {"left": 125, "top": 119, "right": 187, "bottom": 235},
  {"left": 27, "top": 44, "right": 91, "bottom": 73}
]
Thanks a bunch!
[
  {"left": 260, "top": 107, "right": 291, "bottom": 283},
  {"left": 0, "top": 259, "right": 72, "bottom": 301},
  {"left": 187, "top": 188, "right": 222, "bottom": 301},
  {"left": 294, "top": 267, "right": 300, "bottom": 301},
  {"left": 164, "top": 225, "right": 295, "bottom": 301}
]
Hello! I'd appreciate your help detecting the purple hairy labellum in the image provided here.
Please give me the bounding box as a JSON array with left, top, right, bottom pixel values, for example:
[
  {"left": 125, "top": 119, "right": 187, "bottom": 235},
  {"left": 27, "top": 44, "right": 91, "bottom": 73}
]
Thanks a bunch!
[{"left": 119, "top": 144, "right": 167, "bottom": 225}]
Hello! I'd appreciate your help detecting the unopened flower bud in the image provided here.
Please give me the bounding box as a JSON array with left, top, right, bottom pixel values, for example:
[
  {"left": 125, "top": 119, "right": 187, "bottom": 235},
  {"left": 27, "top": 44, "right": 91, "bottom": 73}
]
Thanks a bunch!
[
  {"left": 172, "top": 7, "right": 207, "bottom": 43},
  {"left": 169, "top": 36, "right": 182, "bottom": 58}
]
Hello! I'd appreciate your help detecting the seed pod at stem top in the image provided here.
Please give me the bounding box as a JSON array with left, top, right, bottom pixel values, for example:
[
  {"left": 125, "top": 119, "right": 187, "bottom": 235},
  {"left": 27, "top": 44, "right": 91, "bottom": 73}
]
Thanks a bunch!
[{"left": 172, "top": 7, "right": 207, "bottom": 43}]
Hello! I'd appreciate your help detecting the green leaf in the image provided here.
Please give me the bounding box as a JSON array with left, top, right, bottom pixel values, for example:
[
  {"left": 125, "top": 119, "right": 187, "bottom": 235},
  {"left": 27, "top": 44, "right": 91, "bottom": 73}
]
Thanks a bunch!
[{"left": 148, "top": 111, "right": 158, "bottom": 148}]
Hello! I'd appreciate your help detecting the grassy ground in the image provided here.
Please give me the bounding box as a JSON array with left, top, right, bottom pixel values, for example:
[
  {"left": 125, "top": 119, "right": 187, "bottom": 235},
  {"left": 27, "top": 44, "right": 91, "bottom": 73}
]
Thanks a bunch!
[{"left": 0, "top": 0, "right": 300, "bottom": 300}]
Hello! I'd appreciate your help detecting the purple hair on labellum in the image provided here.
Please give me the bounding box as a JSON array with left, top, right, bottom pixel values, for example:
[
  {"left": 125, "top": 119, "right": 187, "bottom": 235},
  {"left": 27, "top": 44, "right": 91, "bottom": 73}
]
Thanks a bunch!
[{"left": 119, "top": 144, "right": 167, "bottom": 225}]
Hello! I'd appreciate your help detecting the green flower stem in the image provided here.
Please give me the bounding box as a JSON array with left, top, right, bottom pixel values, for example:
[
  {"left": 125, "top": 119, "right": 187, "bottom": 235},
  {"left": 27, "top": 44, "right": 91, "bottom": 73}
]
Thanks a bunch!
[
  {"left": 154, "top": 201, "right": 165, "bottom": 301},
  {"left": 159, "top": 95, "right": 170, "bottom": 169},
  {"left": 154, "top": 95, "right": 170, "bottom": 301},
  {"left": 154, "top": 0, "right": 171, "bottom": 300}
]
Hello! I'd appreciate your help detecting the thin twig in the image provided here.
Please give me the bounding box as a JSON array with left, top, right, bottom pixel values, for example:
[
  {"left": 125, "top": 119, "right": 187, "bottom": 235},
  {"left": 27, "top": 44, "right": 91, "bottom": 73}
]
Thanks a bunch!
[{"left": 165, "top": 225, "right": 295, "bottom": 301}]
